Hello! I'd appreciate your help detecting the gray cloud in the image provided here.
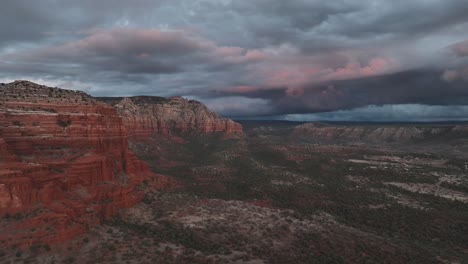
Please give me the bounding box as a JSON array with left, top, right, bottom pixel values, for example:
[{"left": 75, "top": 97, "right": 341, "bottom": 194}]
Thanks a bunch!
[
  {"left": 1, "top": 0, "right": 468, "bottom": 120},
  {"left": 452, "top": 40, "right": 468, "bottom": 57},
  {"left": 441, "top": 40, "right": 468, "bottom": 81},
  {"left": 207, "top": 69, "right": 468, "bottom": 117}
]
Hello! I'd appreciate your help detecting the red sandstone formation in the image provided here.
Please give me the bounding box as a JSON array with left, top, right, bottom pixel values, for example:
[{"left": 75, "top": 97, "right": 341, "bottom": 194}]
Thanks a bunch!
[
  {"left": 99, "top": 96, "right": 243, "bottom": 138},
  {"left": 0, "top": 81, "right": 153, "bottom": 246}
]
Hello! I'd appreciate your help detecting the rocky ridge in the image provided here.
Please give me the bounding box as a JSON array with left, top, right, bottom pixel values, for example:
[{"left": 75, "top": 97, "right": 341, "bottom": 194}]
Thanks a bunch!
[
  {"left": 0, "top": 81, "right": 153, "bottom": 245},
  {"left": 99, "top": 96, "right": 243, "bottom": 137},
  {"left": 293, "top": 122, "right": 468, "bottom": 144}
]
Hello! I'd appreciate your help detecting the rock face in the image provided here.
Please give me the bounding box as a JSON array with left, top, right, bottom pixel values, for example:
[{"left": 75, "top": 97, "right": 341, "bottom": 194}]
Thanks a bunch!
[
  {"left": 99, "top": 96, "right": 243, "bottom": 137},
  {"left": 0, "top": 81, "right": 153, "bottom": 245},
  {"left": 292, "top": 122, "right": 467, "bottom": 144}
]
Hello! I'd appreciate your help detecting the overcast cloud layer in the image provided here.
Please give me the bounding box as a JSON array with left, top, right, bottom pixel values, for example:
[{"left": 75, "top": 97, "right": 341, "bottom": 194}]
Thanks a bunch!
[{"left": 1, "top": 0, "right": 468, "bottom": 120}]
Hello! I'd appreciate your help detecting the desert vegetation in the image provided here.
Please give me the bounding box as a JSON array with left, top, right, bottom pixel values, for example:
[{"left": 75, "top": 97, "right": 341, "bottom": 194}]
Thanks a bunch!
[{"left": 2, "top": 121, "right": 468, "bottom": 263}]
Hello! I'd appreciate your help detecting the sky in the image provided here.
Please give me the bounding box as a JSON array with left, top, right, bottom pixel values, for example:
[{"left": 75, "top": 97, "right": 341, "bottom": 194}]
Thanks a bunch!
[{"left": 1, "top": 0, "right": 468, "bottom": 121}]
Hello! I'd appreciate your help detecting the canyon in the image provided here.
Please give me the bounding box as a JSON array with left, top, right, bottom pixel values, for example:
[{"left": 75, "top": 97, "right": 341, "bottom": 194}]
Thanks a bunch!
[
  {"left": 1, "top": 81, "right": 467, "bottom": 263},
  {"left": 0, "top": 81, "right": 241, "bottom": 247}
]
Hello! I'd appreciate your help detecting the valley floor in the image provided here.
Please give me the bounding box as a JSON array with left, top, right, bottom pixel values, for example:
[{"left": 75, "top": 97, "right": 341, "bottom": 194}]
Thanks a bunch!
[{"left": 2, "top": 123, "right": 468, "bottom": 263}]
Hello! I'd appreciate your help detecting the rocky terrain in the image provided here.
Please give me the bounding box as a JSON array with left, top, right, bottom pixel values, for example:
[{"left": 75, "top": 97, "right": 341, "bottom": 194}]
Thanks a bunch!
[
  {"left": 30, "top": 120, "right": 461, "bottom": 264},
  {"left": 1, "top": 82, "right": 467, "bottom": 263},
  {"left": 99, "top": 96, "right": 243, "bottom": 138},
  {"left": 8, "top": 119, "right": 465, "bottom": 263},
  {"left": 0, "top": 81, "right": 155, "bottom": 246},
  {"left": 293, "top": 122, "right": 468, "bottom": 144},
  {"left": 0, "top": 80, "right": 243, "bottom": 250}
]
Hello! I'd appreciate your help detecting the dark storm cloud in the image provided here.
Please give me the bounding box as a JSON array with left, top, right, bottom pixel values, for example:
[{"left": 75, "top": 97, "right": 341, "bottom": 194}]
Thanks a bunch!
[
  {"left": 441, "top": 39, "right": 468, "bottom": 81},
  {"left": 0, "top": 27, "right": 267, "bottom": 97},
  {"left": 210, "top": 69, "right": 468, "bottom": 117},
  {"left": 316, "top": 69, "right": 468, "bottom": 109},
  {"left": 225, "top": 0, "right": 468, "bottom": 53},
  {"left": 5, "top": 28, "right": 209, "bottom": 74},
  {"left": 202, "top": 86, "right": 286, "bottom": 101},
  {"left": 1, "top": 0, "right": 468, "bottom": 120},
  {"left": 237, "top": 1, "right": 360, "bottom": 46}
]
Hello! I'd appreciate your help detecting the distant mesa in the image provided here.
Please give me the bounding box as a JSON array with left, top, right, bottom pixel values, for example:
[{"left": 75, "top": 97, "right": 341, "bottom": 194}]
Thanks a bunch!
[
  {"left": 98, "top": 96, "right": 243, "bottom": 137},
  {"left": 292, "top": 122, "right": 468, "bottom": 144}
]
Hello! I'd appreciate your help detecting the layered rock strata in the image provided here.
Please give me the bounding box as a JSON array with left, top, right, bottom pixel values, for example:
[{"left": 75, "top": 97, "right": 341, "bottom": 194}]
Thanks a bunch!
[
  {"left": 0, "top": 81, "right": 153, "bottom": 245},
  {"left": 293, "top": 122, "right": 467, "bottom": 144},
  {"left": 99, "top": 96, "right": 243, "bottom": 137}
]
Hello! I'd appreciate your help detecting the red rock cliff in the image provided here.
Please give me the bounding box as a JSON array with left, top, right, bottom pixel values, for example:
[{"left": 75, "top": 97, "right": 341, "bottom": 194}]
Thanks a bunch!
[
  {"left": 0, "top": 81, "right": 153, "bottom": 246},
  {"left": 99, "top": 96, "right": 243, "bottom": 137}
]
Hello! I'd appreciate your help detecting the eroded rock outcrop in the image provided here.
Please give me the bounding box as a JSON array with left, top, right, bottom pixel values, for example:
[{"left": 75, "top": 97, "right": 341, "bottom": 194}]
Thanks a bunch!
[
  {"left": 99, "top": 96, "right": 243, "bottom": 137},
  {"left": 0, "top": 81, "right": 153, "bottom": 245},
  {"left": 292, "top": 122, "right": 466, "bottom": 144}
]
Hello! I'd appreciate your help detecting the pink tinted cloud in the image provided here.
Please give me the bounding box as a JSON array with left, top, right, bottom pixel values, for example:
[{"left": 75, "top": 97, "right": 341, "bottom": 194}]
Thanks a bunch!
[
  {"left": 258, "top": 66, "right": 321, "bottom": 87},
  {"left": 323, "top": 57, "right": 397, "bottom": 81},
  {"left": 442, "top": 67, "right": 468, "bottom": 81},
  {"left": 3, "top": 26, "right": 401, "bottom": 97},
  {"left": 224, "top": 85, "right": 259, "bottom": 94},
  {"left": 7, "top": 27, "right": 268, "bottom": 67},
  {"left": 9, "top": 28, "right": 210, "bottom": 61},
  {"left": 285, "top": 87, "right": 304, "bottom": 97},
  {"left": 441, "top": 40, "right": 468, "bottom": 82},
  {"left": 317, "top": 85, "right": 345, "bottom": 108},
  {"left": 216, "top": 46, "right": 244, "bottom": 57},
  {"left": 67, "top": 28, "right": 212, "bottom": 56},
  {"left": 245, "top": 50, "right": 269, "bottom": 61},
  {"left": 254, "top": 56, "right": 397, "bottom": 90},
  {"left": 452, "top": 40, "right": 468, "bottom": 57},
  {"left": 214, "top": 47, "right": 268, "bottom": 64},
  {"left": 442, "top": 70, "right": 459, "bottom": 81}
]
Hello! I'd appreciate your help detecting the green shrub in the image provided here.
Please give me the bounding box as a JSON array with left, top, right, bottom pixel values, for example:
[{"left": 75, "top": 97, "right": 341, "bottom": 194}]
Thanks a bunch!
[{"left": 57, "top": 119, "right": 72, "bottom": 128}]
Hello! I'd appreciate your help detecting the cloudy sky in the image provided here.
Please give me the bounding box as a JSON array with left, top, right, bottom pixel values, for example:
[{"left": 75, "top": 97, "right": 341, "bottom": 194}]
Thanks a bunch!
[{"left": 1, "top": 0, "right": 468, "bottom": 121}]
